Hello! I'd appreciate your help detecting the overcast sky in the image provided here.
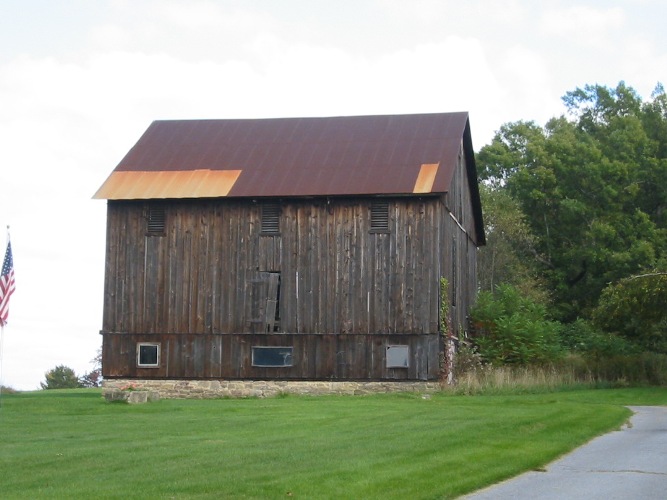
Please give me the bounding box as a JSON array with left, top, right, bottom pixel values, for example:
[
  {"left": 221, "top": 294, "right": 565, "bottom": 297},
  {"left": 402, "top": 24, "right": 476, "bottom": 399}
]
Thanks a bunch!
[{"left": 1, "top": 0, "right": 665, "bottom": 390}]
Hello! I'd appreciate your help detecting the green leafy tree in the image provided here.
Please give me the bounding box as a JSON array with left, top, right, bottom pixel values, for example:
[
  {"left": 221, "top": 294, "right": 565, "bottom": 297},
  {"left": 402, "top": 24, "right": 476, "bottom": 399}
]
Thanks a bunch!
[
  {"left": 477, "top": 82, "right": 667, "bottom": 321},
  {"left": 477, "top": 184, "right": 547, "bottom": 303},
  {"left": 477, "top": 120, "right": 546, "bottom": 188},
  {"left": 41, "top": 365, "right": 82, "bottom": 390},
  {"left": 592, "top": 272, "right": 667, "bottom": 354}
]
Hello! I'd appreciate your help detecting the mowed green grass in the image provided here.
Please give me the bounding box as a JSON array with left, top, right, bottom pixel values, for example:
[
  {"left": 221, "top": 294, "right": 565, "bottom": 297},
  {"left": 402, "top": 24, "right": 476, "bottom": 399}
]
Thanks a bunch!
[{"left": 0, "top": 388, "right": 665, "bottom": 499}]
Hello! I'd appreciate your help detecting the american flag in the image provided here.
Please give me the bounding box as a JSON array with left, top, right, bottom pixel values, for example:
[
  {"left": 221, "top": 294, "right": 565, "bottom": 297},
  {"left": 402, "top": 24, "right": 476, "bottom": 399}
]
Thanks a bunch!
[{"left": 0, "top": 240, "right": 16, "bottom": 327}]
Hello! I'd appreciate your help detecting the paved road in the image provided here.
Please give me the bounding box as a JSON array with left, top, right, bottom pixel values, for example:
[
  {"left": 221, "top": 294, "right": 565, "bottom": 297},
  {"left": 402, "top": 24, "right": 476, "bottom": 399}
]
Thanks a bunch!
[{"left": 462, "top": 406, "right": 667, "bottom": 499}]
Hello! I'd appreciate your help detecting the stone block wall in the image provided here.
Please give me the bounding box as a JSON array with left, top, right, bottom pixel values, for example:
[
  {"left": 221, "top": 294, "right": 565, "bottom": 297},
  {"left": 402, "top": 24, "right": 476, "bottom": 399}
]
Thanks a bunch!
[
  {"left": 102, "top": 379, "right": 441, "bottom": 399},
  {"left": 103, "top": 388, "right": 161, "bottom": 404}
]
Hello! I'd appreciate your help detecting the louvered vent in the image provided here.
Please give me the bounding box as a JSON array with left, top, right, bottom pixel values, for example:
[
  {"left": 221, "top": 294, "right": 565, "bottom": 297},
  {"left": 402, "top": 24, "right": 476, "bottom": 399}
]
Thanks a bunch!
[
  {"left": 370, "top": 200, "right": 389, "bottom": 232},
  {"left": 146, "top": 205, "right": 166, "bottom": 236},
  {"left": 261, "top": 203, "right": 281, "bottom": 234}
]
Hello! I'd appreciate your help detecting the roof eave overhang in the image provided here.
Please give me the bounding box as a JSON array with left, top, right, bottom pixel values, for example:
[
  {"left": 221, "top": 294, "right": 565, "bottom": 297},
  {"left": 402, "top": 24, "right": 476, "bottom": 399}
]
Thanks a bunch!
[{"left": 462, "top": 118, "right": 486, "bottom": 246}]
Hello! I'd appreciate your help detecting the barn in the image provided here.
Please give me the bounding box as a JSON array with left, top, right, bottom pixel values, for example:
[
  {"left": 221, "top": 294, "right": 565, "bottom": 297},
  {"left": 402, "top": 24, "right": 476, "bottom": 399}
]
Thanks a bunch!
[{"left": 94, "top": 112, "right": 485, "bottom": 397}]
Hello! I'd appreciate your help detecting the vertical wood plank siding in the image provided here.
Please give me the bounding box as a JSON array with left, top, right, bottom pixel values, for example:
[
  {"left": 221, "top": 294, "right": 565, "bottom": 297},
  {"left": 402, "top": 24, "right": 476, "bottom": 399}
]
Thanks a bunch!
[
  {"left": 102, "top": 197, "right": 449, "bottom": 336},
  {"left": 101, "top": 147, "right": 480, "bottom": 381},
  {"left": 443, "top": 149, "right": 479, "bottom": 332}
]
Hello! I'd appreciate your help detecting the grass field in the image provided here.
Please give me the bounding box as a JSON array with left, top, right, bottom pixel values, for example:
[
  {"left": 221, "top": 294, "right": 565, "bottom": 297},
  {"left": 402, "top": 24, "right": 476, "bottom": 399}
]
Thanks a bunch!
[{"left": 0, "top": 387, "right": 665, "bottom": 499}]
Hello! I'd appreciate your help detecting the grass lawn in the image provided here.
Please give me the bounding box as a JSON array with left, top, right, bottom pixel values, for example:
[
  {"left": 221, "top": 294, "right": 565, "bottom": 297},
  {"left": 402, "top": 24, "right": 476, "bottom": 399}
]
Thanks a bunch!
[{"left": 0, "top": 387, "right": 665, "bottom": 499}]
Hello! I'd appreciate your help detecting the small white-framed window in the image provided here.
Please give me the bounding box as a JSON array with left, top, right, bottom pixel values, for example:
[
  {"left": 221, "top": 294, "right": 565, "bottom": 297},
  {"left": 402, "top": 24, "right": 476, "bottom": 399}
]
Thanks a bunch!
[
  {"left": 386, "top": 345, "right": 409, "bottom": 368},
  {"left": 137, "top": 343, "right": 160, "bottom": 368},
  {"left": 252, "top": 346, "right": 293, "bottom": 367}
]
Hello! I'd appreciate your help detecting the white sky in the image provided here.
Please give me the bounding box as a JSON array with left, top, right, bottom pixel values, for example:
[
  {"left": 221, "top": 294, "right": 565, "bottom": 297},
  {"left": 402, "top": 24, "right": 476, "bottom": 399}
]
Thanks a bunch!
[{"left": 0, "top": 0, "right": 665, "bottom": 390}]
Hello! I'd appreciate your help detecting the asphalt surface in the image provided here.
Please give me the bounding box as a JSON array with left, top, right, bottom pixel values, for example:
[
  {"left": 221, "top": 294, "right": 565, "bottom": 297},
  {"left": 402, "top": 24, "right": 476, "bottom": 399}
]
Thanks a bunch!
[{"left": 462, "top": 406, "right": 667, "bottom": 499}]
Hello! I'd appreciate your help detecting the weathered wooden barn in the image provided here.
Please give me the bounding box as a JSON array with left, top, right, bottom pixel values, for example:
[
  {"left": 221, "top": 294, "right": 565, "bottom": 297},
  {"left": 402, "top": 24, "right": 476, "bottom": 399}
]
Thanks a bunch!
[{"left": 94, "top": 113, "right": 485, "bottom": 384}]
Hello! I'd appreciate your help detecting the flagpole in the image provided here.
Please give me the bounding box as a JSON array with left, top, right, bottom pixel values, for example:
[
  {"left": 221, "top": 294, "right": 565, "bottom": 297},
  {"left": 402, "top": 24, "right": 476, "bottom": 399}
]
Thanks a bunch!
[
  {"left": 0, "top": 225, "right": 10, "bottom": 406},
  {"left": 0, "top": 323, "right": 5, "bottom": 406}
]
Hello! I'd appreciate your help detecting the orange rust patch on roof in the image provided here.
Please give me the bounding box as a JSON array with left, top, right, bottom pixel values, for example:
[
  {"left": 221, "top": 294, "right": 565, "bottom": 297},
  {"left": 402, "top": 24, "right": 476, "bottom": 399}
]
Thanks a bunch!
[
  {"left": 413, "top": 163, "right": 439, "bottom": 194},
  {"left": 93, "top": 169, "right": 242, "bottom": 200}
]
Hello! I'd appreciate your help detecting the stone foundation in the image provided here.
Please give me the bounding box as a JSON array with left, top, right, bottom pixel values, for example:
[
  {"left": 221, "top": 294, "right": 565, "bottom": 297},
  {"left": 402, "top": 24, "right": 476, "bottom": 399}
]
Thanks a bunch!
[
  {"left": 103, "top": 388, "right": 161, "bottom": 404},
  {"left": 102, "top": 379, "right": 441, "bottom": 399}
]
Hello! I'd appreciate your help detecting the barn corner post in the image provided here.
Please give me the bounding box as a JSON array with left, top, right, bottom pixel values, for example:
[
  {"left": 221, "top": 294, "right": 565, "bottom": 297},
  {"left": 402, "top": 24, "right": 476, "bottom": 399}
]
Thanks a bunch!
[{"left": 439, "top": 277, "right": 456, "bottom": 386}]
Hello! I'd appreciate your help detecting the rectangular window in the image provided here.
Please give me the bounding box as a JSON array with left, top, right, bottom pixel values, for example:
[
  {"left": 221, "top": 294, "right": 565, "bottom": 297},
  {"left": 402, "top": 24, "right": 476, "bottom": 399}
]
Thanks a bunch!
[
  {"left": 370, "top": 200, "right": 389, "bottom": 232},
  {"left": 146, "top": 205, "right": 166, "bottom": 236},
  {"left": 261, "top": 203, "right": 281, "bottom": 234},
  {"left": 386, "top": 345, "right": 409, "bottom": 368},
  {"left": 137, "top": 343, "right": 160, "bottom": 368},
  {"left": 252, "top": 346, "right": 293, "bottom": 367}
]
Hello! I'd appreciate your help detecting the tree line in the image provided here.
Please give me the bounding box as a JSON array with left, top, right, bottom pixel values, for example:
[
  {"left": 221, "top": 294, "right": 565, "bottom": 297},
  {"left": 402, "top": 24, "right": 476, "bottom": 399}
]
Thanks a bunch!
[{"left": 471, "top": 81, "right": 667, "bottom": 367}]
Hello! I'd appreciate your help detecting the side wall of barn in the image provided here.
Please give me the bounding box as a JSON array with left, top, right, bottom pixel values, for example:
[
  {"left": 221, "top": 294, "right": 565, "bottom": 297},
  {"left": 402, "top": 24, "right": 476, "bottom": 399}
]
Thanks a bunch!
[
  {"left": 100, "top": 146, "right": 481, "bottom": 381},
  {"left": 101, "top": 196, "right": 447, "bottom": 336},
  {"left": 442, "top": 146, "right": 480, "bottom": 334}
]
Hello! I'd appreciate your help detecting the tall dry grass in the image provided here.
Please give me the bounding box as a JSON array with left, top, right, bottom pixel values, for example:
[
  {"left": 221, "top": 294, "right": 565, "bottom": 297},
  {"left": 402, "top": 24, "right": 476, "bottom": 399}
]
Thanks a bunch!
[
  {"left": 445, "top": 350, "right": 667, "bottom": 395},
  {"left": 446, "top": 363, "right": 591, "bottom": 395}
]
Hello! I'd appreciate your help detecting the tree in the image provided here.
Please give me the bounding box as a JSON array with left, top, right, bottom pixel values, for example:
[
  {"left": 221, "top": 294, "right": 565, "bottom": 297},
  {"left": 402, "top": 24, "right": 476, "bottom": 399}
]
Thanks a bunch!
[
  {"left": 477, "top": 82, "right": 667, "bottom": 322},
  {"left": 592, "top": 272, "right": 667, "bottom": 354},
  {"left": 79, "top": 370, "right": 102, "bottom": 388},
  {"left": 41, "top": 365, "right": 82, "bottom": 390},
  {"left": 477, "top": 184, "right": 548, "bottom": 303},
  {"left": 79, "top": 349, "right": 103, "bottom": 388}
]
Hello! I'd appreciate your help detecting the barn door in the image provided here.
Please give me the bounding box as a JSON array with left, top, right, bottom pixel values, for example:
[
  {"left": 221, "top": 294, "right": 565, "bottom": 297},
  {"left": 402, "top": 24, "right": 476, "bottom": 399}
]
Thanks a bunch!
[
  {"left": 248, "top": 272, "right": 281, "bottom": 333},
  {"left": 265, "top": 272, "right": 280, "bottom": 332}
]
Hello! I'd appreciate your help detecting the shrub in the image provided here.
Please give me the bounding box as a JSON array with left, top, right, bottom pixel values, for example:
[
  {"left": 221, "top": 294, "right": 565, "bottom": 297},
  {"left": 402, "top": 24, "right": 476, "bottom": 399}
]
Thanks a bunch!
[
  {"left": 471, "top": 284, "right": 563, "bottom": 365},
  {"left": 453, "top": 341, "right": 484, "bottom": 377},
  {"left": 559, "top": 318, "right": 640, "bottom": 358},
  {"left": 593, "top": 272, "right": 667, "bottom": 354}
]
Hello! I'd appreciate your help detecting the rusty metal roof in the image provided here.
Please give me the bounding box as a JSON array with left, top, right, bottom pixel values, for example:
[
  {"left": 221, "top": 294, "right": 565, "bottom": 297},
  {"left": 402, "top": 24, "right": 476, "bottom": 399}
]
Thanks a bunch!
[{"left": 93, "top": 112, "right": 477, "bottom": 200}]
